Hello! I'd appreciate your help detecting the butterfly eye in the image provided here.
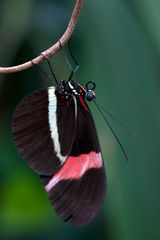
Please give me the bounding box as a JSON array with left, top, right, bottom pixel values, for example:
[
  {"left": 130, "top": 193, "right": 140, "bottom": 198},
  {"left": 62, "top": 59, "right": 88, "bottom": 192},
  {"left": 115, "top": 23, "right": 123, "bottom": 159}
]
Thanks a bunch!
[
  {"left": 85, "top": 89, "right": 96, "bottom": 101},
  {"left": 85, "top": 81, "right": 96, "bottom": 101}
]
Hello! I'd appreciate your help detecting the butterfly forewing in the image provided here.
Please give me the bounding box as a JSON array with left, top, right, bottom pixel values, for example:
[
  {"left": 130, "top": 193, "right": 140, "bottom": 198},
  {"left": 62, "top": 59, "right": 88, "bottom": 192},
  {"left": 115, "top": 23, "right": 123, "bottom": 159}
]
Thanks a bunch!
[{"left": 12, "top": 87, "right": 76, "bottom": 175}]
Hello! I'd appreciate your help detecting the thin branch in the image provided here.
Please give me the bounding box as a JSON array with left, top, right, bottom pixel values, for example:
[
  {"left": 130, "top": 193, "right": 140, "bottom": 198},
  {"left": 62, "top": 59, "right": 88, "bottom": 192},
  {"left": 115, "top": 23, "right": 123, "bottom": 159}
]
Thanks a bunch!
[{"left": 0, "top": 0, "right": 84, "bottom": 74}]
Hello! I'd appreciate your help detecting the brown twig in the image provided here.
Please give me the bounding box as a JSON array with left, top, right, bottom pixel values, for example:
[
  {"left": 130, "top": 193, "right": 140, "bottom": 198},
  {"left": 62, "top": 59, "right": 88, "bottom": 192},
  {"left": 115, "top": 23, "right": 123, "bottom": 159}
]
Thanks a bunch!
[{"left": 0, "top": 0, "right": 84, "bottom": 74}]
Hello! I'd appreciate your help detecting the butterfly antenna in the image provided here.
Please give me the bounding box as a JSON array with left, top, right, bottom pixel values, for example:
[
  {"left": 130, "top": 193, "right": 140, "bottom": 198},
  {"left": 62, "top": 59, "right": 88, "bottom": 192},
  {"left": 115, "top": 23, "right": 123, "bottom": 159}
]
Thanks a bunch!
[
  {"left": 68, "top": 39, "right": 79, "bottom": 70},
  {"left": 95, "top": 101, "right": 135, "bottom": 138},
  {"left": 46, "top": 59, "right": 59, "bottom": 85},
  {"left": 59, "top": 40, "right": 79, "bottom": 81},
  {"left": 94, "top": 100, "right": 129, "bottom": 162},
  {"left": 31, "top": 59, "right": 58, "bottom": 86},
  {"left": 31, "top": 60, "right": 53, "bottom": 82}
]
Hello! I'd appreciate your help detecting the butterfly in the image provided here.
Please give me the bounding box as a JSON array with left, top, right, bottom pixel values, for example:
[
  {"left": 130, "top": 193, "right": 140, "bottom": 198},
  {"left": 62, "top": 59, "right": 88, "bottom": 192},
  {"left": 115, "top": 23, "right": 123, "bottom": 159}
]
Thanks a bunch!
[{"left": 12, "top": 78, "right": 106, "bottom": 227}]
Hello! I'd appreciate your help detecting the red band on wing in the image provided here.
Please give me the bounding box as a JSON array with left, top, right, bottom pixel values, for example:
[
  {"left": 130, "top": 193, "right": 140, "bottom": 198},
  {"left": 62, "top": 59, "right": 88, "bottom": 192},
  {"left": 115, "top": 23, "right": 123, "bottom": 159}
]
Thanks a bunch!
[
  {"left": 45, "top": 151, "right": 102, "bottom": 192},
  {"left": 79, "top": 96, "right": 89, "bottom": 112}
]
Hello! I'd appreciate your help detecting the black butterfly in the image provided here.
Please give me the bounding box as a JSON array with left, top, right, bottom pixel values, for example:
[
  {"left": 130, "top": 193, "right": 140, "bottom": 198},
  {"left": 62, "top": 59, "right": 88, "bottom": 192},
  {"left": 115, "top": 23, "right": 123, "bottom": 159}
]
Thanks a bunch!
[{"left": 12, "top": 76, "right": 106, "bottom": 227}]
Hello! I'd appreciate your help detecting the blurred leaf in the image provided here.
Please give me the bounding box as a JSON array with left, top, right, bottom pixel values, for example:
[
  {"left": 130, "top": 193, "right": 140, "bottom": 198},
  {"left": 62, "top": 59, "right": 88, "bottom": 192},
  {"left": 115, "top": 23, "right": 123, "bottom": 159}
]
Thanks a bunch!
[{"left": 0, "top": 0, "right": 160, "bottom": 240}]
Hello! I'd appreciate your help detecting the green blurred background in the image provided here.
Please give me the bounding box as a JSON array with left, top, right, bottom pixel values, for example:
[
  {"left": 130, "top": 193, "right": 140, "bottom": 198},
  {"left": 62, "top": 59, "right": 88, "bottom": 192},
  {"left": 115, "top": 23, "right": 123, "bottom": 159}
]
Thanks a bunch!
[{"left": 0, "top": 0, "right": 160, "bottom": 239}]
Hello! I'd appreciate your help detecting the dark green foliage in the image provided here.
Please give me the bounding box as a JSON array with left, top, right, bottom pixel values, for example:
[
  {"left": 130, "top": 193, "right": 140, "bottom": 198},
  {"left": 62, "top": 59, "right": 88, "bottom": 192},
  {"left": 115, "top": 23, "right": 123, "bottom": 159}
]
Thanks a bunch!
[{"left": 0, "top": 0, "right": 160, "bottom": 239}]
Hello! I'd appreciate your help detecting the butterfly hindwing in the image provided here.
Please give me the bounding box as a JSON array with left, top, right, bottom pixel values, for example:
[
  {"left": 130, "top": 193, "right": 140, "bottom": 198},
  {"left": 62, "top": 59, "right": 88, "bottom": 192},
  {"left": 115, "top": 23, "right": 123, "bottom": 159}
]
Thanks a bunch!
[{"left": 12, "top": 87, "right": 76, "bottom": 175}]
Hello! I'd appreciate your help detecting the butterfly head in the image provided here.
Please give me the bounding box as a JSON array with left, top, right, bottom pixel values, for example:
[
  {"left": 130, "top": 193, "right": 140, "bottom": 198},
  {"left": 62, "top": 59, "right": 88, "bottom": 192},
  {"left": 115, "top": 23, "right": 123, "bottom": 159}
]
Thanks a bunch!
[
  {"left": 85, "top": 81, "right": 96, "bottom": 102},
  {"left": 56, "top": 80, "right": 96, "bottom": 102}
]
